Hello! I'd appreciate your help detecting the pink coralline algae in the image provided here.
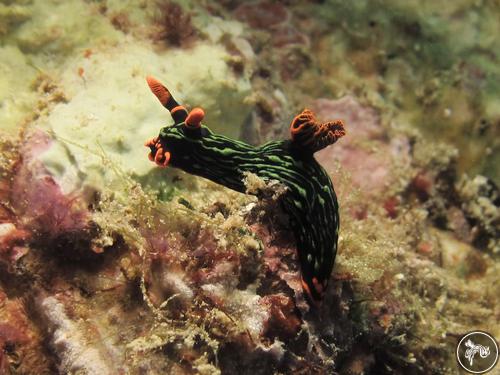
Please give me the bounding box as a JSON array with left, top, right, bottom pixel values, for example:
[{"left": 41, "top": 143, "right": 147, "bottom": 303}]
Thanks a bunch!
[
  {"left": 0, "top": 223, "right": 30, "bottom": 266},
  {"left": 0, "top": 290, "right": 50, "bottom": 374},
  {"left": 233, "top": 0, "right": 308, "bottom": 49},
  {"left": 11, "top": 131, "right": 90, "bottom": 240},
  {"left": 314, "top": 97, "right": 392, "bottom": 194},
  {"left": 272, "top": 25, "right": 309, "bottom": 47},
  {"left": 314, "top": 96, "right": 411, "bottom": 219},
  {"left": 260, "top": 294, "right": 301, "bottom": 341},
  {"left": 234, "top": 1, "right": 288, "bottom": 29}
]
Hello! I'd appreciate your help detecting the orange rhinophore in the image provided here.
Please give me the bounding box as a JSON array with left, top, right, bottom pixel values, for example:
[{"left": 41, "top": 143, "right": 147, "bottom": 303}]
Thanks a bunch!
[
  {"left": 185, "top": 108, "right": 204, "bottom": 129},
  {"left": 146, "top": 76, "right": 172, "bottom": 107},
  {"left": 290, "top": 109, "right": 345, "bottom": 153},
  {"left": 171, "top": 105, "right": 186, "bottom": 116},
  {"left": 170, "top": 105, "right": 189, "bottom": 124},
  {"left": 147, "top": 76, "right": 188, "bottom": 124}
]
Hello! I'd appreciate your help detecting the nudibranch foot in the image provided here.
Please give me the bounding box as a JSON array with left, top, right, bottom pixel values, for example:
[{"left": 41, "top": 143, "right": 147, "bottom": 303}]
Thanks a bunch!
[{"left": 144, "top": 76, "right": 345, "bottom": 307}]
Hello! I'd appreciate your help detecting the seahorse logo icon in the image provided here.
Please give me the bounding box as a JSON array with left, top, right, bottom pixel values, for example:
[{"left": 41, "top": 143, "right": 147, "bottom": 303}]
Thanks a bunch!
[
  {"left": 464, "top": 339, "right": 491, "bottom": 366},
  {"left": 457, "top": 331, "right": 498, "bottom": 374}
]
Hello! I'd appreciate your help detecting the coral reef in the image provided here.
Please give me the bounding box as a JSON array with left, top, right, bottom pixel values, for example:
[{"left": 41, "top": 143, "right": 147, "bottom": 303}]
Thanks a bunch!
[
  {"left": 1, "top": 99, "right": 498, "bottom": 373},
  {"left": 151, "top": 1, "right": 198, "bottom": 47},
  {"left": 38, "top": 296, "right": 112, "bottom": 374},
  {"left": 0, "top": 0, "right": 498, "bottom": 374}
]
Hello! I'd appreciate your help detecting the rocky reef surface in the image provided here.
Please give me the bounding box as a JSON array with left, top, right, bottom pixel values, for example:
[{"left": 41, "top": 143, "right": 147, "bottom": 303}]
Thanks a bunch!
[{"left": 0, "top": 0, "right": 498, "bottom": 374}]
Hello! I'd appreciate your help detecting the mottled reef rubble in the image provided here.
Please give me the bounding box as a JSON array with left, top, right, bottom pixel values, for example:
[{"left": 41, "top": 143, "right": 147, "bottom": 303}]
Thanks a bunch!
[
  {"left": 1, "top": 98, "right": 498, "bottom": 374},
  {"left": 1, "top": 0, "right": 499, "bottom": 374}
]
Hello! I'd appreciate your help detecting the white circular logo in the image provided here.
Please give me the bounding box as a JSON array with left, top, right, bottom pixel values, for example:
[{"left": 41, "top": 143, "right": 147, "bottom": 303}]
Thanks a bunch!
[{"left": 456, "top": 331, "right": 499, "bottom": 374}]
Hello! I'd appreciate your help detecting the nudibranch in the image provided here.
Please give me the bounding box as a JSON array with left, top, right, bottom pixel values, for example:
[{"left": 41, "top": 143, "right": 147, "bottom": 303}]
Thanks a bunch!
[{"left": 144, "top": 76, "right": 346, "bottom": 305}]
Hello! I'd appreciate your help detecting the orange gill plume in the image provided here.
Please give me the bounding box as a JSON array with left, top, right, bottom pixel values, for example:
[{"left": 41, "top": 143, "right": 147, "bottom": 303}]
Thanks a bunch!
[{"left": 290, "top": 109, "right": 346, "bottom": 153}]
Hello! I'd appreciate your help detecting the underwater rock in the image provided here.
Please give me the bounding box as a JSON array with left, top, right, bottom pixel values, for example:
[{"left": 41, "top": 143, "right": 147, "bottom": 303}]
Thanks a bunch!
[
  {"left": 0, "top": 45, "right": 40, "bottom": 134},
  {"left": 0, "top": 222, "right": 30, "bottom": 265},
  {"left": 272, "top": 25, "right": 308, "bottom": 48},
  {"left": 11, "top": 130, "right": 90, "bottom": 240},
  {"left": 151, "top": 1, "right": 198, "bottom": 47},
  {"left": 160, "top": 270, "right": 195, "bottom": 303},
  {"left": 410, "top": 170, "right": 434, "bottom": 201},
  {"left": 314, "top": 96, "right": 409, "bottom": 208},
  {"left": 260, "top": 294, "right": 301, "bottom": 341},
  {"left": 234, "top": 1, "right": 288, "bottom": 29},
  {"left": 313, "top": 96, "right": 383, "bottom": 142},
  {"left": 38, "top": 295, "right": 113, "bottom": 375},
  {"left": 0, "top": 1, "right": 31, "bottom": 36},
  {"left": 0, "top": 290, "right": 51, "bottom": 374},
  {"left": 457, "top": 175, "right": 500, "bottom": 254},
  {"left": 0, "top": 1, "right": 498, "bottom": 374},
  {"left": 11, "top": 0, "right": 121, "bottom": 54},
  {"left": 32, "top": 41, "right": 252, "bottom": 195}
]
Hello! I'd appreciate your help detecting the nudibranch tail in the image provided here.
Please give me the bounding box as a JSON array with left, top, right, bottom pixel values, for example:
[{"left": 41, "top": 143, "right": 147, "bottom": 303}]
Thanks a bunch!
[{"left": 290, "top": 109, "right": 346, "bottom": 153}]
